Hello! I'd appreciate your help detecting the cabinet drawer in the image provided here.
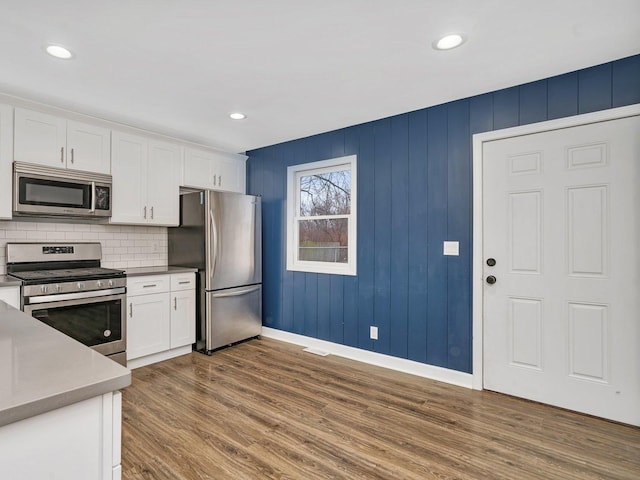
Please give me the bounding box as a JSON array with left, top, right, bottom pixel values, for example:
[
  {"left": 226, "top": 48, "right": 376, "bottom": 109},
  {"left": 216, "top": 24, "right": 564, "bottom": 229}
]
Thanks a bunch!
[
  {"left": 171, "top": 273, "right": 195, "bottom": 291},
  {"left": 127, "top": 275, "right": 170, "bottom": 296}
]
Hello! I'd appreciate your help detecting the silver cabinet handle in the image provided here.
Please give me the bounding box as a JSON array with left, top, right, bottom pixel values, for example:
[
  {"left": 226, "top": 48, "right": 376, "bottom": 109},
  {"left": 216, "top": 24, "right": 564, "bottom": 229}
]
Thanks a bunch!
[
  {"left": 61, "top": 147, "right": 64, "bottom": 163},
  {"left": 71, "top": 147, "right": 74, "bottom": 163},
  {"left": 144, "top": 206, "right": 147, "bottom": 219},
  {"left": 218, "top": 175, "right": 221, "bottom": 186},
  {"left": 142, "top": 284, "right": 157, "bottom": 288},
  {"left": 174, "top": 297, "right": 177, "bottom": 310},
  {"left": 129, "top": 303, "right": 133, "bottom": 317},
  {"left": 150, "top": 206, "right": 154, "bottom": 219},
  {"left": 212, "top": 173, "right": 217, "bottom": 187},
  {"left": 178, "top": 280, "right": 190, "bottom": 285}
]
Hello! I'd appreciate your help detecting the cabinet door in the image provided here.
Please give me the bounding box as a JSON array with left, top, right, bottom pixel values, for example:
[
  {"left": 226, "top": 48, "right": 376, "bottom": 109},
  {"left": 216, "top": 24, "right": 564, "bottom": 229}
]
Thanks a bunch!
[
  {"left": 182, "top": 147, "right": 214, "bottom": 189},
  {"left": 127, "top": 293, "right": 171, "bottom": 360},
  {"left": 0, "top": 104, "right": 12, "bottom": 219},
  {"left": 0, "top": 286, "right": 20, "bottom": 309},
  {"left": 110, "top": 132, "right": 148, "bottom": 224},
  {"left": 170, "top": 289, "right": 195, "bottom": 348},
  {"left": 66, "top": 120, "right": 111, "bottom": 174},
  {"left": 211, "top": 151, "right": 246, "bottom": 193},
  {"left": 147, "top": 140, "right": 180, "bottom": 226},
  {"left": 14, "top": 108, "right": 66, "bottom": 168}
]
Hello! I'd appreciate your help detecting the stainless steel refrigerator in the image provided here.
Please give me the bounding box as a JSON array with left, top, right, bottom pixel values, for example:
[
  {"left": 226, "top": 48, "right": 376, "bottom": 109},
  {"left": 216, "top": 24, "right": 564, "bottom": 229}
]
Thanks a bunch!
[{"left": 168, "top": 191, "right": 262, "bottom": 353}]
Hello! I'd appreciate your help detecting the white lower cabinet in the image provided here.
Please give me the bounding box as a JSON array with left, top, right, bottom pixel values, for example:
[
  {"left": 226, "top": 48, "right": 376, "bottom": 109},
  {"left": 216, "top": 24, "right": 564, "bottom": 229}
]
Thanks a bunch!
[
  {"left": 126, "top": 272, "right": 195, "bottom": 368},
  {"left": 0, "top": 391, "right": 122, "bottom": 480},
  {"left": 127, "top": 292, "right": 171, "bottom": 360},
  {"left": 0, "top": 285, "right": 20, "bottom": 309},
  {"left": 170, "top": 274, "right": 196, "bottom": 348}
]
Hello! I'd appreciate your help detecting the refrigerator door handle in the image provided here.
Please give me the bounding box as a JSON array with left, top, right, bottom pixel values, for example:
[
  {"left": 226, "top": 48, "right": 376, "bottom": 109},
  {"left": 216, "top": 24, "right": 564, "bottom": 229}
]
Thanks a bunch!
[
  {"left": 208, "top": 208, "right": 218, "bottom": 280},
  {"left": 211, "top": 285, "right": 261, "bottom": 298}
]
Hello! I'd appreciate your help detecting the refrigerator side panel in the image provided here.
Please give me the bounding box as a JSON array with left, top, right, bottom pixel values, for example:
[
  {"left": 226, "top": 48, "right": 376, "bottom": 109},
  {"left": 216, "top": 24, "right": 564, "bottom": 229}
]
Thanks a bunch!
[
  {"left": 168, "top": 192, "right": 206, "bottom": 269},
  {"left": 207, "top": 191, "right": 261, "bottom": 290},
  {"left": 195, "top": 270, "right": 207, "bottom": 352},
  {"left": 205, "top": 285, "right": 262, "bottom": 351}
]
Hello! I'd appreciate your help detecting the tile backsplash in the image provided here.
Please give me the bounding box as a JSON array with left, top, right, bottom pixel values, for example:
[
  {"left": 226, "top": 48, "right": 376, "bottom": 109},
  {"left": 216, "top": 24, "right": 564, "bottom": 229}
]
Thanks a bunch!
[{"left": 0, "top": 220, "right": 168, "bottom": 274}]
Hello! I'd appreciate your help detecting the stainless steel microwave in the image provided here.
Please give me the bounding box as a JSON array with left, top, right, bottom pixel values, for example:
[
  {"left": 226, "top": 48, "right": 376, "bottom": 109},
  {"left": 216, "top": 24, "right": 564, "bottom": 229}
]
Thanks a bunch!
[{"left": 13, "top": 162, "right": 112, "bottom": 218}]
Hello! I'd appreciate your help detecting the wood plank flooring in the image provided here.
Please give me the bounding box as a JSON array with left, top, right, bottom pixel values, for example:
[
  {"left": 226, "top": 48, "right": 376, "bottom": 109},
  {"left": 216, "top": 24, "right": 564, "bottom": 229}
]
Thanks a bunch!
[{"left": 121, "top": 338, "right": 640, "bottom": 479}]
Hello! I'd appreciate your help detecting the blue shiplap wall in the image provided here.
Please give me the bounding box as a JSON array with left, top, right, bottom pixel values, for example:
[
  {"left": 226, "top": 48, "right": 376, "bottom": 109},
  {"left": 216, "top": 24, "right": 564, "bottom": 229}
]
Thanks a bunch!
[{"left": 247, "top": 54, "right": 640, "bottom": 374}]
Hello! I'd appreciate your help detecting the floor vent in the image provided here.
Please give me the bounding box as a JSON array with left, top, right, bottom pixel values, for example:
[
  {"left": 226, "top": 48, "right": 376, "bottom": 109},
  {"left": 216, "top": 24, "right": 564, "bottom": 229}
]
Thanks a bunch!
[{"left": 303, "top": 347, "right": 329, "bottom": 357}]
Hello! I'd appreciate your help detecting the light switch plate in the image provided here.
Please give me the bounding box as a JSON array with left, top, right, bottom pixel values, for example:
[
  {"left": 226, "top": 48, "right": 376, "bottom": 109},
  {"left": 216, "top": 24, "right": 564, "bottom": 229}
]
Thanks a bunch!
[{"left": 443, "top": 241, "right": 459, "bottom": 256}]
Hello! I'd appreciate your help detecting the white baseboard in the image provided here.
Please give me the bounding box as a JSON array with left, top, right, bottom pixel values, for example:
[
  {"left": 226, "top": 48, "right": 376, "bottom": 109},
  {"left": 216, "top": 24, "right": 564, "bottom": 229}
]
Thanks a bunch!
[
  {"left": 261, "top": 327, "right": 473, "bottom": 389},
  {"left": 126, "top": 345, "right": 192, "bottom": 370}
]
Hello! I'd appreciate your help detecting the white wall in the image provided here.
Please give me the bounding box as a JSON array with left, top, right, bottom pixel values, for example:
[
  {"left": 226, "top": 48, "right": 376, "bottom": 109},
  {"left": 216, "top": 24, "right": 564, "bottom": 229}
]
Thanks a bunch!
[{"left": 0, "top": 220, "right": 167, "bottom": 274}]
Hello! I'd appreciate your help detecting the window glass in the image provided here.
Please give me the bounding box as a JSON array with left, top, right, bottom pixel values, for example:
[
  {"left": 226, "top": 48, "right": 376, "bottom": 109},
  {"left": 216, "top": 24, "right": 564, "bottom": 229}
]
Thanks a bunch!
[
  {"left": 299, "top": 170, "right": 351, "bottom": 216},
  {"left": 298, "top": 218, "right": 348, "bottom": 263}
]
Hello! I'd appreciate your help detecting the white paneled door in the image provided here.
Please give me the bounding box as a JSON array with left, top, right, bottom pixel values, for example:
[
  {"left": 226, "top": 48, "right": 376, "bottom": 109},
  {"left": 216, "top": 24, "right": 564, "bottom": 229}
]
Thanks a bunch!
[{"left": 482, "top": 114, "right": 639, "bottom": 425}]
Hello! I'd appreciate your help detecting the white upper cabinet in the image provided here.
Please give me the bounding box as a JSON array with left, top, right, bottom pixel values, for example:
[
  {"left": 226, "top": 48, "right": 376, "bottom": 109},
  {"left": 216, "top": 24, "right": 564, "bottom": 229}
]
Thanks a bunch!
[
  {"left": 182, "top": 147, "right": 246, "bottom": 193},
  {"left": 0, "top": 104, "right": 13, "bottom": 219},
  {"left": 14, "top": 108, "right": 110, "bottom": 174},
  {"left": 111, "top": 131, "right": 180, "bottom": 226}
]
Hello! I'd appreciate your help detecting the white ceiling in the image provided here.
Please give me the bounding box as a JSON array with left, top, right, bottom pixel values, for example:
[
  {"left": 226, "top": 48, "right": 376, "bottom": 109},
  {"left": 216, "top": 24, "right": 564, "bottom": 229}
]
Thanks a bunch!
[{"left": 1, "top": 1, "right": 639, "bottom": 153}]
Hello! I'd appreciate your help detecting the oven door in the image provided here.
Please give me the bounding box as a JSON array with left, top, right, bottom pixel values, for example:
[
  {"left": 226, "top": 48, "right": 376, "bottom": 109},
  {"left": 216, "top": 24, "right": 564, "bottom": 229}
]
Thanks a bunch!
[{"left": 23, "top": 292, "right": 126, "bottom": 356}]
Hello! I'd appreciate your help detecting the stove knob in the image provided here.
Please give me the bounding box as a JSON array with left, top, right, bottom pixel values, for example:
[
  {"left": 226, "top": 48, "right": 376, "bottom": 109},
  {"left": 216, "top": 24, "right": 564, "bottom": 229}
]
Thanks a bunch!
[
  {"left": 77, "top": 282, "right": 85, "bottom": 290},
  {"left": 40, "top": 285, "right": 48, "bottom": 294},
  {"left": 55, "top": 284, "right": 61, "bottom": 292},
  {"left": 108, "top": 279, "right": 114, "bottom": 287},
  {"left": 96, "top": 280, "right": 104, "bottom": 288}
]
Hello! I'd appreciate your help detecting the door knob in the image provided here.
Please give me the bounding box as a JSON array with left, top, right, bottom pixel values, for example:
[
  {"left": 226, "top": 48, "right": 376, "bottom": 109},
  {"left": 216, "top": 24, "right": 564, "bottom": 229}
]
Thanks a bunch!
[
  {"left": 486, "top": 258, "right": 496, "bottom": 267},
  {"left": 486, "top": 275, "right": 497, "bottom": 285}
]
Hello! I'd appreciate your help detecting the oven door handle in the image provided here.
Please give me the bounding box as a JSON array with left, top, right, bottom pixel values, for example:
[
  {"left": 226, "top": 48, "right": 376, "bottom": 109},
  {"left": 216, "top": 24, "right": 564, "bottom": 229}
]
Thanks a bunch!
[{"left": 26, "top": 287, "right": 126, "bottom": 305}]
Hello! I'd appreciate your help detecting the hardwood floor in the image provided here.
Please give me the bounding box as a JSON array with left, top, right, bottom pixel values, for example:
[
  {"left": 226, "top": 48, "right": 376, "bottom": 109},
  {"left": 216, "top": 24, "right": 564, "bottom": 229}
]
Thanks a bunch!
[{"left": 121, "top": 338, "right": 640, "bottom": 479}]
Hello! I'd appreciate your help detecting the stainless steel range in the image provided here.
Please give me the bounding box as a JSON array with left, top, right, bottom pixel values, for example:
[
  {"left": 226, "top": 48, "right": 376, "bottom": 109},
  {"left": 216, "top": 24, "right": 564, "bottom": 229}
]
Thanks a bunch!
[{"left": 7, "top": 242, "right": 127, "bottom": 365}]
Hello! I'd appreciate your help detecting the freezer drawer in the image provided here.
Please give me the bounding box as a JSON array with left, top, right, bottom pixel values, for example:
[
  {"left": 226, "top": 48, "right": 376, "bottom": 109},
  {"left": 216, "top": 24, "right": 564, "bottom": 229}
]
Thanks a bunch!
[{"left": 205, "top": 284, "right": 261, "bottom": 351}]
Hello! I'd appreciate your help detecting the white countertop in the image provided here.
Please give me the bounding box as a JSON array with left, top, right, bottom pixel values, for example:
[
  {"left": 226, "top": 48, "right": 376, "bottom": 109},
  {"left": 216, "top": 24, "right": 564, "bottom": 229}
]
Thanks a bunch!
[
  {"left": 0, "top": 301, "right": 131, "bottom": 427},
  {"left": 0, "top": 275, "right": 22, "bottom": 287},
  {"left": 125, "top": 265, "right": 198, "bottom": 277}
]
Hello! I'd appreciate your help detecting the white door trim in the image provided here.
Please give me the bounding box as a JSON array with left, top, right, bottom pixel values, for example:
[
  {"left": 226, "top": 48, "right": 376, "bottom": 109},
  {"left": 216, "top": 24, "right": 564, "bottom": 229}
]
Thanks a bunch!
[{"left": 471, "top": 103, "right": 640, "bottom": 390}]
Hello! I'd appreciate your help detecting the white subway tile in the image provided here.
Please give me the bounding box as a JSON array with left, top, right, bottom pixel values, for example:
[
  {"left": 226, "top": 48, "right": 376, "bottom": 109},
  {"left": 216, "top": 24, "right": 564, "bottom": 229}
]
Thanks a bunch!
[
  {"left": 6, "top": 230, "right": 28, "bottom": 239},
  {"left": 36, "top": 222, "right": 55, "bottom": 231},
  {"left": 28, "top": 231, "right": 49, "bottom": 240},
  {"left": 46, "top": 231, "right": 67, "bottom": 239},
  {"left": 19, "top": 222, "right": 38, "bottom": 231}
]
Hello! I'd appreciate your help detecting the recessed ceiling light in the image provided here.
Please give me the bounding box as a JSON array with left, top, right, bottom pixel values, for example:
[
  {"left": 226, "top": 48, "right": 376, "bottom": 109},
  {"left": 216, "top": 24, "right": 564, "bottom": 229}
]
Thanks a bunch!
[
  {"left": 45, "top": 44, "right": 74, "bottom": 59},
  {"left": 433, "top": 33, "right": 466, "bottom": 51},
  {"left": 229, "top": 112, "right": 247, "bottom": 120}
]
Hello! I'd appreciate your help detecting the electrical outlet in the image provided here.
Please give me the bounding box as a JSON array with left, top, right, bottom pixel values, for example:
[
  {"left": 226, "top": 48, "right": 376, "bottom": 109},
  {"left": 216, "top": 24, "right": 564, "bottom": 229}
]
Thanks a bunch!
[{"left": 370, "top": 326, "right": 378, "bottom": 340}]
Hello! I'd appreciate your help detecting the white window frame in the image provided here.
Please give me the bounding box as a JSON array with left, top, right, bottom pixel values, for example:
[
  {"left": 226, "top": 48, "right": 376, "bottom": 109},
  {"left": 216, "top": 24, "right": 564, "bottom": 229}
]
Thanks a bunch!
[{"left": 286, "top": 155, "right": 357, "bottom": 276}]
